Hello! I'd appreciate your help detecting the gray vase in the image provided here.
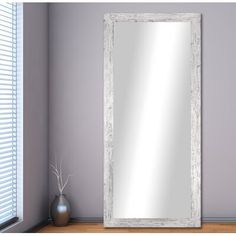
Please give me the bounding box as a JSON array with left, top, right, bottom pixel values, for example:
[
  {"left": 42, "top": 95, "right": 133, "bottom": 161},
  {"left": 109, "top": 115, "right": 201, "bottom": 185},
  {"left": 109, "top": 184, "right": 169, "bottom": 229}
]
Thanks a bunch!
[{"left": 51, "top": 194, "right": 71, "bottom": 227}]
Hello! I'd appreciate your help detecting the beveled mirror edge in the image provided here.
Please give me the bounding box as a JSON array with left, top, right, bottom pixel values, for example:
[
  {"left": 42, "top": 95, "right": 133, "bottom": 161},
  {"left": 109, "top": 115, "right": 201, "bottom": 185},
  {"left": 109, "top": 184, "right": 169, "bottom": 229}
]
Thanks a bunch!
[{"left": 104, "top": 13, "right": 201, "bottom": 228}]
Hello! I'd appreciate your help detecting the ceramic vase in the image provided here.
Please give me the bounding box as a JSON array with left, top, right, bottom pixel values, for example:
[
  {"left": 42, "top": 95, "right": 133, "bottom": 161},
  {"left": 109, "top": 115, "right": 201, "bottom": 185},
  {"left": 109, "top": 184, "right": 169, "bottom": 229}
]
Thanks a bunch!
[{"left": 51, "top": 194, "right": 71, "bottom": 227}]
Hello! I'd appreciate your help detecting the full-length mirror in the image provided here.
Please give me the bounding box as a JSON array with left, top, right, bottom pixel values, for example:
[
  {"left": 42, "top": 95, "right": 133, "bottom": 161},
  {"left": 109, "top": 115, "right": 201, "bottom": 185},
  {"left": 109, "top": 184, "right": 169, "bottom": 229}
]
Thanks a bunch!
[{"left": 104, "top": 13, "right": 201, "bottom": 227}]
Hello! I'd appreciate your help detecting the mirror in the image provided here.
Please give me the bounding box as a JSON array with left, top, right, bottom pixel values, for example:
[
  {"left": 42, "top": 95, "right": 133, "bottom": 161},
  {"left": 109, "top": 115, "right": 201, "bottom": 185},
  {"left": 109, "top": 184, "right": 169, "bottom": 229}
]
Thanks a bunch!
[{"left": 104, "top": 13, "right": 201, "bottom": 228}]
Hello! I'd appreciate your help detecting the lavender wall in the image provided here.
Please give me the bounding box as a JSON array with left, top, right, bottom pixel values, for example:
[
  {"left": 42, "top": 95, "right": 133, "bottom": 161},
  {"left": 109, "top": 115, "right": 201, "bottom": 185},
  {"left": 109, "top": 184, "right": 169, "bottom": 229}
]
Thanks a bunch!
[{"left": 49, "top": 3, "right": 236, "bottom": 219}]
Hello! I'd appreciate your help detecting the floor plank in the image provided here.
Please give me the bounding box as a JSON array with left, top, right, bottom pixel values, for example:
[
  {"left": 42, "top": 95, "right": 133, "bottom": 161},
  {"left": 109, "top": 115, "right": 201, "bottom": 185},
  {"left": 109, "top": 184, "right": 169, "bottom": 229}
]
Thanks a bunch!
[{"left": 37, "top": 222, "right": 236, "bottom": 233}]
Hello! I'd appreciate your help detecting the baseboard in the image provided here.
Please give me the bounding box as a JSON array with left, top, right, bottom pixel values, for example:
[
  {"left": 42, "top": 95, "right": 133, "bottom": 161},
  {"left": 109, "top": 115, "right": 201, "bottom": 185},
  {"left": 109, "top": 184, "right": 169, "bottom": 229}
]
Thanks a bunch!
[
  {"left": 202, "top": 217, "right": 236, "bottom": 223},
  {"left": 48, "top": 217, "right": 103, "bottom": 223},
  {"left": 70, "top": 217, "right": 103, "bottom": 223},
  {"left": 68, "top": 217, "right": 236, "bottom": 223}
]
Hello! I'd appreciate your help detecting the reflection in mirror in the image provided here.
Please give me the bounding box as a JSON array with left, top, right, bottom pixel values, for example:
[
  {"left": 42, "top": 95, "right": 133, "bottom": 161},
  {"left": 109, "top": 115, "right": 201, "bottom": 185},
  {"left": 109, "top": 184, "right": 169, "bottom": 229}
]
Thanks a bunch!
[
  {"left": 113, "top": 22, "right": 191, "bottom": 219},
  {"left": 104, "top": 14, "right": 201, "bottom": 228}
]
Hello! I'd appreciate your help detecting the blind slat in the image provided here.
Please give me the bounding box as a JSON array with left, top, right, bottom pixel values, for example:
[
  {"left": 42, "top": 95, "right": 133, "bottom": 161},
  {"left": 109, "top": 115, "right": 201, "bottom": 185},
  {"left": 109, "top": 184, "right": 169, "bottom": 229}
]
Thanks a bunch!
[
  {"left": 0, "top": 152, "right": 13, "bottom": 161},
  {"left": 0, "top": 48, "right": 16, "bottom": 53},
  {"left": 0, "top": 17, "right": 16, "bottom": 26},
  {"left": 0, "top": 211, "right": 14, "bottom": 221},
  {"left": 0, "top": 195, "right": 13, "bottom": 206},
  {"left": 0, "top": 125, "right": 16, "bottom": 130},
  {"left": 0, "top": 13, "right": 14, "bottom": 21},
  {"left": 0, "top": 186, "right": 13, "bottom": 196},
  {"left": 0, "top": 88, "right": 16, "bottom": 91},
  {"left": 0, "top": 176, "right": 14, "bottom": 185},
  {"left": 0, "top": 140, "right": 16, "bottom": 146},
  {"left": 0, "top": 142, "right": 16, "bottom": 151},
  {"left": 0, "top": 173, "right": 14, "bottom": 183},
  {"left": 0, "top": 158, "right": 15, "bottom": 166},
  {"left": 0, "top": 168, "right": 16, "bottom": 176},
  {"left": 0, "top": 161, "right": 14, "bottom": 168},
  {"left": 0, "top": 3, "right": 16, "bottom": 11},
  {"left": 0, "top": 198, "right": 16, "bottom": 210},
  {"left": 0, "top": 8, "right": 16, "bottom": 17},
  {"left": 0, "top": 209, "right": 15, "bottom": 218},
  {"left": 0, "top": 117, "right": 16, "bottom": 120},
  {"left": 0, "top": 190, "right": 16, "bottom": 200}
]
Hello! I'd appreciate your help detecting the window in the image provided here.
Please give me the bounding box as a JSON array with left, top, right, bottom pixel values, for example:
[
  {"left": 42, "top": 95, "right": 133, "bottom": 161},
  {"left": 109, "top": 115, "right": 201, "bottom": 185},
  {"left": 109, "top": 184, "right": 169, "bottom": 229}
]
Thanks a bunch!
[{"left": 0, "top": 2, "right": 21, "bottom": 229}]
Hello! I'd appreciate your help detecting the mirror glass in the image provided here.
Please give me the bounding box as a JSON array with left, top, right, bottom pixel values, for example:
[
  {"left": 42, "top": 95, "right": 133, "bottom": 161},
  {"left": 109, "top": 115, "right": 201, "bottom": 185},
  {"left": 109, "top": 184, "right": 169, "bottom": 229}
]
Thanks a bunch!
[{"left": 113, "top": 22, "right": 191, "bottom": 218}]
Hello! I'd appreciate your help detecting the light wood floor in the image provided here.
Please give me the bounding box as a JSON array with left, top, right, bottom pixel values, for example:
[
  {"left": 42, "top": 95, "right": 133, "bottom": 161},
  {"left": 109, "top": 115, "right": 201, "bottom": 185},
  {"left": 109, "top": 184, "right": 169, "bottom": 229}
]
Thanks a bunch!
[{"left": 37, "top": 222, "right": 236, "bottom": 233}]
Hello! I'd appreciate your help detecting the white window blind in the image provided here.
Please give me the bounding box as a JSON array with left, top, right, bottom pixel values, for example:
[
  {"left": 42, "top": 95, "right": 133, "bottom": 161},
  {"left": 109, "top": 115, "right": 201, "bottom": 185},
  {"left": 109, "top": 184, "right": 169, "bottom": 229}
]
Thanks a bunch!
[{"left": 0, "top": 2, "right": 18, "bottom": 228}]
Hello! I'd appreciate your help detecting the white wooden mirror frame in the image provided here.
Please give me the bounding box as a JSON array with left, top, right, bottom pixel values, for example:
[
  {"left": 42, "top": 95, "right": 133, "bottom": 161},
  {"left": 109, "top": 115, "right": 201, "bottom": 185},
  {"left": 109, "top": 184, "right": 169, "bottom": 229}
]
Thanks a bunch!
[{"left": 104, "top": 13, "right": 201, "bottom": 228}]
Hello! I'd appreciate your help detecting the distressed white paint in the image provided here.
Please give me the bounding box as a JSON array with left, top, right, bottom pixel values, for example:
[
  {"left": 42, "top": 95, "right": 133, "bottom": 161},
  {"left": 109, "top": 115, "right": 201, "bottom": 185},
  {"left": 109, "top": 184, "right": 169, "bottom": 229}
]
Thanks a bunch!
[{"left": 104, "top": 13, "right": 201, "bottom": 228}]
